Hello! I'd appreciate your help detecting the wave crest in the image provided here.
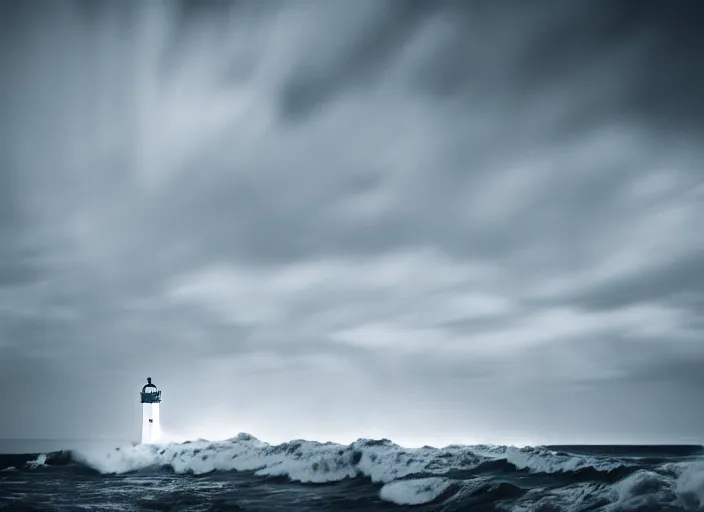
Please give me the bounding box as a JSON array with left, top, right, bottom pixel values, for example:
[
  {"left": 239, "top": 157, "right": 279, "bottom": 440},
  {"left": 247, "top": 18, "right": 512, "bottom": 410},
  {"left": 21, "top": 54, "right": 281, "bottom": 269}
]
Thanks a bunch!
[
  {"left": 379, "top": 477, "right": 454, "bottom": 505},
  {"left": 11, "top": 435, "right": 704, "bottom": 508},
  {"left": 72, "top": 434, "right": 482, "bottom": 484},
  {"left": 504, "top": 446, "right": 634, "bottom": 475}
]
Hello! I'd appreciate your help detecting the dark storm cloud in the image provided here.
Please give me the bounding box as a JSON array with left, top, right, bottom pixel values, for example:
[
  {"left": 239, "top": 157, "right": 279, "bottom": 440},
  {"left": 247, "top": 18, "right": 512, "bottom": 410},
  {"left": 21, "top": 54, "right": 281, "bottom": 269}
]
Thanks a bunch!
[
  {"left": 0, "top": 172, "right": 34, "bottom": 287},
  {"left": 276, "top": 1, "right": 440, "bottom": 121},
  {"left": 604, "top": 1, "right": 704, "bottom": 134},
  {"left": 1, "top": 0, "right": 703, "bottom": 444},
  {"left": 555, "top": 250, "right": 704, "bottom": 311}
]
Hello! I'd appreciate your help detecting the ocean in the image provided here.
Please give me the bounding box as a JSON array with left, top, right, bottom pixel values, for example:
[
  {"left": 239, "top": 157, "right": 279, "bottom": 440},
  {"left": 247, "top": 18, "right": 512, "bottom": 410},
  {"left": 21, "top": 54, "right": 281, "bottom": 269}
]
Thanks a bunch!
[{"left": 1, "top": 434, "right": 703, "bottom": 511}]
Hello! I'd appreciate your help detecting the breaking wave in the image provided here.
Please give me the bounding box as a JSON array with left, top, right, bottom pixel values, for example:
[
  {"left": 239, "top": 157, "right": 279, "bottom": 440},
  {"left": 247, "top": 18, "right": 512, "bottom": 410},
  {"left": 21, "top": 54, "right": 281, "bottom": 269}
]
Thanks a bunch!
[{"left": 3, "top": 434, "right": 704, "bottom": 509}]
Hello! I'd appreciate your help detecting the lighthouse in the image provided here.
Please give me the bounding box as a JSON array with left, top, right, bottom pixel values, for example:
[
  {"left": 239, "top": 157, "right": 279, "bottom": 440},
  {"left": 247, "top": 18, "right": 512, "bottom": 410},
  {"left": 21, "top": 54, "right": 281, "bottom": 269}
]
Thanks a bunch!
[{"left": 140, "top": 377, "right": 162, "bottom": 444}]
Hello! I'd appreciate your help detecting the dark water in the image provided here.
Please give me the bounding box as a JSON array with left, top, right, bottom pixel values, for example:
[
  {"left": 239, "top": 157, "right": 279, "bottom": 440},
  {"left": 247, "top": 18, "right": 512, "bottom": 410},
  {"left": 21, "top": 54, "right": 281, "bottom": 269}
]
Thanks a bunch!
[{"left": 1, "top": 435, "right": 703, "bottom": 511}]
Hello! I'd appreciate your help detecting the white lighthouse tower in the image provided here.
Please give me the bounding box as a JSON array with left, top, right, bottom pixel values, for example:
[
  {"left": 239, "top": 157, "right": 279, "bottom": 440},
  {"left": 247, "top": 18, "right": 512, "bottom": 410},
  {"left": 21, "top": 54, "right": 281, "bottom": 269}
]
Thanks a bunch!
[{"left": 140, "top": 377, "right": 162, "bottom": 444}]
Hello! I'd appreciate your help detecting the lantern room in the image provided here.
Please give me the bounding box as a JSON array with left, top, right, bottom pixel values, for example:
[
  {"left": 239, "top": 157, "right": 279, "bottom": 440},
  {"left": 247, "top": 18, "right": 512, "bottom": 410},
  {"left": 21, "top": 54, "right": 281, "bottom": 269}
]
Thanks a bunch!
[{"left": 140, "top": 377, "right": 162, "bottom": 404}]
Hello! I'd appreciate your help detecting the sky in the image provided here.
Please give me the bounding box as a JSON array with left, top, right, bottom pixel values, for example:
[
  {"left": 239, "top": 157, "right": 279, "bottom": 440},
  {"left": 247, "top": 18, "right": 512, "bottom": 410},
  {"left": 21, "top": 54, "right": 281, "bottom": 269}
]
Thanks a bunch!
[{"left": 1, "top": 0, "right": 703, "bottom": 447}]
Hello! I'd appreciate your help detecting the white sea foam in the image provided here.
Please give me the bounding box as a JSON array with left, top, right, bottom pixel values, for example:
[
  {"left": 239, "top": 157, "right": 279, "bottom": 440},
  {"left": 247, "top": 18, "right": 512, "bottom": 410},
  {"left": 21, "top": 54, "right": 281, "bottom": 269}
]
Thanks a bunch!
[
  {"left": 504, "top": 462, "right": 704, "bottom": 511},
  {"left": 27, "top": 454, "right": 47, "bottom": 469},
  {"left": 504, "top": 482, "right": 606, "bottom": 512},
  {"left": 505, "top": 446, "right": 628, "bottom": 473},
  {"left": 675, "top": 460, "right": 704, "bottom": 507},
  {"left": 607, "top": 469, "right": 678, "bottom": 510},
  {"left": 71, "top": 433, "right": 483, "bottom": 505},
  {"left": 38, "top": 434, "right": 704, "bottom": 508},
  {"left": 379, "top": 477, "right": 451, "bottom": 505}
]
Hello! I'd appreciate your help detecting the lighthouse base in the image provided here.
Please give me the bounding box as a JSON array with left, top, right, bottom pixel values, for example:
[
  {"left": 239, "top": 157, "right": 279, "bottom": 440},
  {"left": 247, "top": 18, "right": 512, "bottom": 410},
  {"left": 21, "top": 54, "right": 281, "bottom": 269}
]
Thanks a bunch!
[{"left": 141, "top": 403, "right": 161, "bottom": 444}]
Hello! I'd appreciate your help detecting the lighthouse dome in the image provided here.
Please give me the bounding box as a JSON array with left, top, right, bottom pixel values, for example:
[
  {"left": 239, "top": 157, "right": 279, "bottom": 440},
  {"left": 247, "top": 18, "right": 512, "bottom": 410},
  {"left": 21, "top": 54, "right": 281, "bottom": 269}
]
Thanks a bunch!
[{"left": 140, "top": 377, "right": 162, "bottom": 404}]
